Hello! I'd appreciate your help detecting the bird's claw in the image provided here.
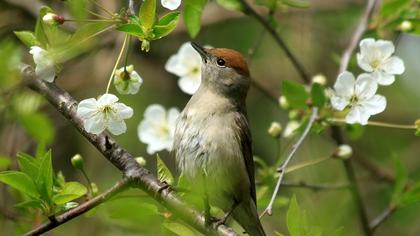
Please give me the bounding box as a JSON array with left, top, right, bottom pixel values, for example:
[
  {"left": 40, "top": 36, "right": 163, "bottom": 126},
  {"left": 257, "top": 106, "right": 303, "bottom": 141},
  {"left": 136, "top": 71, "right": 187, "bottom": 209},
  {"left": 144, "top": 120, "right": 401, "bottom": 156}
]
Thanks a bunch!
[{"left": 157, "top": 181, "right": 173, "bottom": 194}]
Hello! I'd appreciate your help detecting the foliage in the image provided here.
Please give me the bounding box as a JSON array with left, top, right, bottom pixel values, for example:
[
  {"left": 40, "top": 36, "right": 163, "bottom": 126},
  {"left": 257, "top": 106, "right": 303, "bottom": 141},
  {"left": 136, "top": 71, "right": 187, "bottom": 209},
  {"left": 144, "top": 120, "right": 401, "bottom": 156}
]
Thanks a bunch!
[{"left": 0, "top": 151, "right": 87, "bottom": 217}]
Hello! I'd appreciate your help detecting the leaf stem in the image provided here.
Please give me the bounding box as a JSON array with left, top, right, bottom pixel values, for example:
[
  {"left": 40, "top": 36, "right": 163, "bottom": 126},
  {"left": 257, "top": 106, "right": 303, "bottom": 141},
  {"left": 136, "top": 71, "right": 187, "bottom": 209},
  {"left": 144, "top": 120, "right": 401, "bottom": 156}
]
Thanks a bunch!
[
  {"left": 106, "top": 34, "right": 129, "bottom": 94},
  {"left": 284, "top": 156, "right": 330, "bottom": 174}
]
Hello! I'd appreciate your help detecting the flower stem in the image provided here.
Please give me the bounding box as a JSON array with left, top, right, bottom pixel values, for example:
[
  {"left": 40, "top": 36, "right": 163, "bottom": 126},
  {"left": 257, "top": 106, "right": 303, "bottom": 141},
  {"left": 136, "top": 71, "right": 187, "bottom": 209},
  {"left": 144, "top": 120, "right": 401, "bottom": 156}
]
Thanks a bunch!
[
  {"left": 285, "top": 156, "right": 330, "bottom": 174},
  {"left": 106, "top": 34, "right": 129, "bottom": 94},
  {"left": 65, "top": 19, "right": 119, "bottom": 23},
  {"left": 329, "top": 118, "right": 416, "bottom": 130}
]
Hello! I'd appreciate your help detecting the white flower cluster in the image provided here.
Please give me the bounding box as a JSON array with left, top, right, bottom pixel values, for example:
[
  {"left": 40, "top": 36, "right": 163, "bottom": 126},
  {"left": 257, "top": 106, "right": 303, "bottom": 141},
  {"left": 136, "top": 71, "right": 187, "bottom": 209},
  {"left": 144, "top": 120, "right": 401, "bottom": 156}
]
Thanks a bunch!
[{"left": 331, "top": 38, "right": 405, "bottom": 125}]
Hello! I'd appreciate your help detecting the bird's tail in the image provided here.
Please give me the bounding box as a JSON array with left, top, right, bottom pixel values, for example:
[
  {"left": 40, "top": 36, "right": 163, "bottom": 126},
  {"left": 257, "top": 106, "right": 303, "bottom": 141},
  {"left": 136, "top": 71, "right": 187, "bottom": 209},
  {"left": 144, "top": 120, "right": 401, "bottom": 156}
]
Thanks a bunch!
[{"left": 233, "top": 199, "right": 266, "bottom": 236}]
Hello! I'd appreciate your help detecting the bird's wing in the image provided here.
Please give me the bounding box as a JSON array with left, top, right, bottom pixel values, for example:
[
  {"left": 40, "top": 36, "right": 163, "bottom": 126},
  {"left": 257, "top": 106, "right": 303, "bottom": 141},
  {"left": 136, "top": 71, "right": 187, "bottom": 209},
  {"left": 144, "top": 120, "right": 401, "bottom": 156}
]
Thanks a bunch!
[{"left": 234, "top": 112, "right": 256, "bottom": 204}]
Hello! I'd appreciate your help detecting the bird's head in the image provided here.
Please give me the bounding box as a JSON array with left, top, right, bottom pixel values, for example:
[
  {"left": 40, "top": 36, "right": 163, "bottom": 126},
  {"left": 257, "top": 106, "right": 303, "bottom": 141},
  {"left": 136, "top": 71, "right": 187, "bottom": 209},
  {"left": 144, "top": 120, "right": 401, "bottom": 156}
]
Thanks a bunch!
[{"left": 191, "top": 42, "right": 250, "bottom": 100}]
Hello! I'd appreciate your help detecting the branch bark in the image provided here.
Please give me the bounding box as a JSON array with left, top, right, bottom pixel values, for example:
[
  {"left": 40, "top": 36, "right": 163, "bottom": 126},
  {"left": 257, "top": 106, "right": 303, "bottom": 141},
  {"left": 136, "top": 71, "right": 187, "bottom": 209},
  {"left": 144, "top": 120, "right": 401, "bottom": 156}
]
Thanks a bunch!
[{"left": 23, "top": 67, "right": 238, "bottom": 236}]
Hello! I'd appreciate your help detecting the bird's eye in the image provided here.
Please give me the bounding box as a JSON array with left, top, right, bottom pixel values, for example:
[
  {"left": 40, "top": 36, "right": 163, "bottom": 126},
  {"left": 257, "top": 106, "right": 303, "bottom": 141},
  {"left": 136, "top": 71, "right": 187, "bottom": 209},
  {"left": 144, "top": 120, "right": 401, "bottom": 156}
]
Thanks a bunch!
[{"left": 216, "top": 58, "right": 226, "bottom": 67}]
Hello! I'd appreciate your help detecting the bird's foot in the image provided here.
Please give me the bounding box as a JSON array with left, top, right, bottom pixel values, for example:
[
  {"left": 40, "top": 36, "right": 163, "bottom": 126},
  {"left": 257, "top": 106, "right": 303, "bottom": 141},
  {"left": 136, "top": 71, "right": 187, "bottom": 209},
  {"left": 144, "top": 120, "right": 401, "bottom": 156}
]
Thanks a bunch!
[{"left": 157, "top": 181, "right": 173, "bottom": 194}]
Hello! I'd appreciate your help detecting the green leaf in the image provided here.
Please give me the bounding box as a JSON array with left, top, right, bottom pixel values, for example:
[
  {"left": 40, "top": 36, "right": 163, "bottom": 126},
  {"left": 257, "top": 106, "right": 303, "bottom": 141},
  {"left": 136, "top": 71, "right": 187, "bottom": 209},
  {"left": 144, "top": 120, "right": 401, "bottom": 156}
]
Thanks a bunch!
[
  {"left": 17, "top": 152, "right": 40, "bottom": 180},
  {"left": 139, "top": 0, "right": 157, "bottom": 32},
  {"left": 36, "top": 150, "right": 53, "bottom": 200},
  {"left": 184, "top": 0, "right": 208, "bottom": 38},
  {"left": 66, "top": 0, "right": 89, "bottom": 20},
  {"left": 14, "top": 31, "right": 41, "bottom": 47},
  {"left": 287, "top": 195, "right": 307, "bottom": 236},
  {"left": 380, "top": 0, "right": 410, "bottom": 17},
  {"left": 0, "top": 171, "right": 39, "bottom": 198},
  {"left": 153, "top": 12, "right": 180, "bottom": 39},
  {"left": 282, "top": 80, "right": 309, "bottom": 109},
  {"left": 162, "top": 222, "right": 197, "bottom": 236},
  {"left": 18, "top": 112, "right": 55, "bottom": 144},
  {"left": 53, "top": 181, "right": 87, "bottom": 205},
  {"left": 0, "top": 155, "right": 11, "bottom": 170},
  {"left": 116, "top": 23, "right": 145, "bottom": 37},
  {"left": 14, "top": 199, "right": 43, "bottom": 210},
  {"left": 392, "top": 157, "right": 407, "bottom": 204},
  {"left": 399, "top": 182, "right": 420, "bottom": 206},
  {"left": 216, "top": 0, "right": 243, "bottom": 11},
  {"left": 157, "top": 154, "right": 174, "bottom": 185},
  {"left": 310, "top": 83, "right": 326, "bottom": 108},
  {"left": 34, "top": 6, "right": 54, "bottom": 46}
]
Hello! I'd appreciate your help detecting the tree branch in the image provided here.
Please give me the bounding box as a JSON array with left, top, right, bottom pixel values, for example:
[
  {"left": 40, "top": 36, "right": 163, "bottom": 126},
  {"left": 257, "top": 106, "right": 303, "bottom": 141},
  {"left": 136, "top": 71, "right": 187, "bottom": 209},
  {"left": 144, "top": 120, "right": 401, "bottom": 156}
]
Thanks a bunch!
[
  {"left": 281, "top": 181, "right": 349, "bottom": 191},
  {"left": 330, "top": 1, "right": 378, "bottom": 235},
  {"left": 24, "top": 179, "right": 130, "bottom": 236},
  {"left": 23, "top": 67, "right": 238, "bottom": 236},
  {"left": 369, "top": 204, "right": 396, "bottom": 232},
  {"left": 239, "top": 0, "right": 311, "bottom": 83},
  {"left": 260, "top": 107, "right": 318, "bottom": 217}
]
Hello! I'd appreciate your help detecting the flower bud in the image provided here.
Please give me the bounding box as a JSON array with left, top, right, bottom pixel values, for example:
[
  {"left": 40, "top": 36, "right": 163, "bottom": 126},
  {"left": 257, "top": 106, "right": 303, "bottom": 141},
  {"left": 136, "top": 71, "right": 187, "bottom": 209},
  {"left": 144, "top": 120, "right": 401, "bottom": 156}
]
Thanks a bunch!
[
  {"left": 312, "top": 74, "right": 327, "bottom": 86},
  {"left": 141, "top": 40, "right": 150, "bottom": 52},
  {"left": 42, "top": 13, "right": 64, "bottom": 25},
  {"left": 135, "top": 157, "right": 147, "bottom": 166},
  {"left": 268, "top": 122, "right": 282, "bottom": 138},
  {"left": 288, "top": 110, "right": 300, "bottom": 120},
  {"left": 283, "top": 121, "right": 300, "bottom": 138},
  {"left": 333, "top": 144, "right": 353, "bottom": 159},
  {"left": 64, "top": 202, "right": 79, "bottom": 210},
  {"left": 278, "top": 96, "right": 289, "bottom": 109},
  {"left": 90, "top": 182, "right": 98, "bottom": 196},
  {"left": 400, "top": 20, "right": 413, "bottom": 32},
  {"left": 71, "top": 154, "right": 84, "bottom": 170},
  {"left": 415, "top": 119, "right": 420, "bottom": 136}
]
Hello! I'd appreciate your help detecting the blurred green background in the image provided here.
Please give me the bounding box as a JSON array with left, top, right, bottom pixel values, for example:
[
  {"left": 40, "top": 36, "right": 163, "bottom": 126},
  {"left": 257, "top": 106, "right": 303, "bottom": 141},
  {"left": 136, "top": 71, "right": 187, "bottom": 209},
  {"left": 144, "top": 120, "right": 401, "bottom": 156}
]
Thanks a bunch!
[{"left": 1, "top": 0, "right": 420, "bottom": 235}]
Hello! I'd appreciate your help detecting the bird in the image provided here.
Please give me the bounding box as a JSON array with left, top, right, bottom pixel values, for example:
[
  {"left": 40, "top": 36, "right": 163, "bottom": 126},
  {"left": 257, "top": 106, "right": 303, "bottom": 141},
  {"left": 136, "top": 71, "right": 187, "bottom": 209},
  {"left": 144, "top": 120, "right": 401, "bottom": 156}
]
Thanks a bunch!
[{"left": 173, "top": 42, "right": 266, "bottom": 236}]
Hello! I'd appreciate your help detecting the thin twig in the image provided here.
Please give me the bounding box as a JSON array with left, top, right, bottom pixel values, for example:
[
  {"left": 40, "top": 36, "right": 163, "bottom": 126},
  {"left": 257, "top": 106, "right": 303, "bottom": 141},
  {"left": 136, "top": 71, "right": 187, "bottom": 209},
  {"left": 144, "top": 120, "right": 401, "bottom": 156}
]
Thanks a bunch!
[
  {"left": 23, "top": 67, "right": 238, "bottom": 236},
  {"left": 128, "top": 0, "right": 136, "bottom": 15},
  {"left": 281, "top": 181, "right": 350, "bottom": 191},
  {"left": 260, "top": 107, "right": 318, "bottom": 217},
  {"left": 239, "top": 0, "right": 311, "bottom": 83},
  {"left": 338, "top": 0, "right": 377, "bottom": 75},
  {"left": 369, "top": 205, "right": 396, "bottom": 232},
  {"left": 332, "top": 1, "right": 379, "bottom": 235},
  {"left": 24, "top": 179, "right": 130, "bottom": 236}
]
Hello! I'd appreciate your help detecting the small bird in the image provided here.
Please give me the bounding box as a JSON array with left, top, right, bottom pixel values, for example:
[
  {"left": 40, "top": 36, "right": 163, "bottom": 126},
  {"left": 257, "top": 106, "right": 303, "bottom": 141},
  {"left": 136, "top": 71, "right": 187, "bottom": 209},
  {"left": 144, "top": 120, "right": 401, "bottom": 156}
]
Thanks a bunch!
[{"left": 173, "top": 42, "right": 265, "bottom": 236}]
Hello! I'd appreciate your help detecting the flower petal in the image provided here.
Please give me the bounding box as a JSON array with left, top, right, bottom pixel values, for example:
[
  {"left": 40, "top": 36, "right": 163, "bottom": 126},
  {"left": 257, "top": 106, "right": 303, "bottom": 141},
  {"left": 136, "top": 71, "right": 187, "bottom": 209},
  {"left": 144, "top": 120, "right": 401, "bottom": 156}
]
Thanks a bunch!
[
  {"left": 357, "top": 53, "right": 374, "bottom": 72},
  {"left": 373, "top": 71, "right": 395, "bottom": 86},
  {"left": 346, "top": 106, "right": 370, "bottom": 125},
  {"left": 161, "top": 0, "right": 181, "bottom": 10},
  {"left": 360, "top": 94, "right": 386, "bottom": 115},
  {"left": 98, "top": 94, "right": 118, "bottom": 106},
  {"left": 376, "top": 39, "right": 395, "bottom": 59},
  {"left": 77, "top": 98, "right": 98, "bottom": 118},
  {"left": 382, "top": 56, "right": 405, "bottom": 75},
  {"left": 114, "top": 103, "right": 133, "bottom": 119},
  {"left": 35, "top": 64, "right": 55, "bottom": 82},
  {"left": 107, "top": 120, "right": 127, "bottom": 135},
  {"left": 334, "top": 71, "right": 355, "bottom": 98},
  {"left": 354, "top": 74, "right": 377, "bottom": 99},
  {"left": 331, "top": 96, "right": 349, "bottom": 111},
  {"left": 178, "top": 75, "right": 201, "bottom": 95},
  {"left": 84, "top": 113, "right": 106, "bottom": 134},
  {"left": 144, "top": 104, "right": 166, "bottom": 121}
]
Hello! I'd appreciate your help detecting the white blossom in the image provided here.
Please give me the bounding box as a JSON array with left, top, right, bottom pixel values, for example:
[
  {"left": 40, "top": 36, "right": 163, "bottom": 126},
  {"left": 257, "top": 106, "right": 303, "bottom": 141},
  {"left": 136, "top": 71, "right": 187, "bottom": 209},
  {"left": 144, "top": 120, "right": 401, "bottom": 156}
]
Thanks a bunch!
[
  {"left": 357, "top": 38, "right": 405, "bottom": 86},
  {"left": 76, "top": 94, "right": 133, "bottom": 135},
  {"left": 334, "top": 144, "right": 353, "bottom": 159},
  {"left": 138, "top": 104, "right": 180, "bottom": 155},
  {"left": 113, "top": 65, "right": 143, "bottom": 95},
  {"left": 331, "top": 72, "right": 386, "bottom": 125},
  {"left": 29, "top": 46, "right": 55, "bottom": 82},
  {"left": 165, "top": 42, "right": 202, "bottom": 95},
  {"left": 161, "top": 0, "right": 181, "bottom": 10}
]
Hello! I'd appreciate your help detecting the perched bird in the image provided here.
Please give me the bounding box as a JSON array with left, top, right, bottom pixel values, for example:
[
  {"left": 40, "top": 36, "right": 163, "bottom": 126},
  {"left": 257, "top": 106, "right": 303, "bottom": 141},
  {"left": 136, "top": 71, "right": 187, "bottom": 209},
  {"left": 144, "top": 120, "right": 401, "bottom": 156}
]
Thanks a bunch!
[{"left": 173, "top": 42, "right": 265, "bottom": 236}]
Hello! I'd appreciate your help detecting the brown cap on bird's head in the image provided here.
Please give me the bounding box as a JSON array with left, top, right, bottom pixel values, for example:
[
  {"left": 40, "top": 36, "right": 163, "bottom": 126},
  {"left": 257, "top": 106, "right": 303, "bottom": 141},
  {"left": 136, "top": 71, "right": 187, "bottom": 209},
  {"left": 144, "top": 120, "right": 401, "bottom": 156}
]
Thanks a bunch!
[{"left": 191, "top": 42, "right": 250, "bottom": 77}]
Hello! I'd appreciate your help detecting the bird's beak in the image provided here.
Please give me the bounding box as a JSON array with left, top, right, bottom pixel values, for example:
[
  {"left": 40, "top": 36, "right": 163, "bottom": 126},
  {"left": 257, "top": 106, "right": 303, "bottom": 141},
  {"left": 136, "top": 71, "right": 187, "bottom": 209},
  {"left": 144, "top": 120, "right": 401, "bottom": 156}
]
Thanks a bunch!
[{"left": 191, "top": 42, "right": 208, "bottom": 61}]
